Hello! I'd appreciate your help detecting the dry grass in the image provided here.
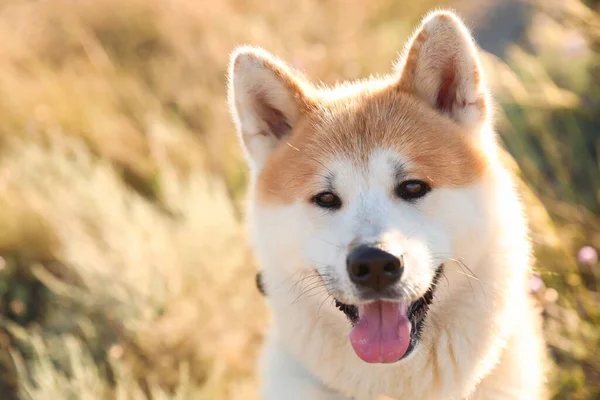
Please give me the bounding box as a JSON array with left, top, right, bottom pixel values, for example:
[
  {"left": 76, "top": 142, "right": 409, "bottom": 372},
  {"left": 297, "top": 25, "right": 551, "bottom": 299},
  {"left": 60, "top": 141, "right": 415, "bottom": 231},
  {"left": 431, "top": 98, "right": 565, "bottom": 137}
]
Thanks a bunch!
[
  {"left": 0, "top": 0, "right": 597, "bottom": 399},
  {"left": 0, "top": 133, "right": 265, "bottom": 399}
]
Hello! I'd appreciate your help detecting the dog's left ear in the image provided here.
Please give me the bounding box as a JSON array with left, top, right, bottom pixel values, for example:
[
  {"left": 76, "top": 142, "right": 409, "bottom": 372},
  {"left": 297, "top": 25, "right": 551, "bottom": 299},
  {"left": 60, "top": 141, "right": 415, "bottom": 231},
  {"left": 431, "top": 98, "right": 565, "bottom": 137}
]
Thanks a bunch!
[{"left": 396, "top": 11, "right": 488, "bottom": 128}]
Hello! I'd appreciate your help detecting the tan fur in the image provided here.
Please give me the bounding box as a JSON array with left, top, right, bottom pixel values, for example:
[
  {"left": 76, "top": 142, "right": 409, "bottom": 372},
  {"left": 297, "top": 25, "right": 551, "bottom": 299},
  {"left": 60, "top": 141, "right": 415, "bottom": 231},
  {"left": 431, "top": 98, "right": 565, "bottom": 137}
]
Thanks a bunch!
[
  {"left": 257, "top": 88, "right": 489, "bottom": 205},
  {"left": 228, "top": 9, "right": 548, "bottom": 400},
  {"left": 229, "top": 47, "right": 318, "bottom": 170},
  {"left": 396, "top": 11, "right": 489, "bottom": 127}
]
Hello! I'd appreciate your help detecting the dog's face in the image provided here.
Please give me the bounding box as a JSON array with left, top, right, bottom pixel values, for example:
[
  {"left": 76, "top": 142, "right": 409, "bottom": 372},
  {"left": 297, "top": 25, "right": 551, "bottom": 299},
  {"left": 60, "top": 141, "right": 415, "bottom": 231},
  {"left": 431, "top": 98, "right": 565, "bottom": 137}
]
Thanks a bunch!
[{"left": 229, "top": 12, "right": 494, "bottom": 364}]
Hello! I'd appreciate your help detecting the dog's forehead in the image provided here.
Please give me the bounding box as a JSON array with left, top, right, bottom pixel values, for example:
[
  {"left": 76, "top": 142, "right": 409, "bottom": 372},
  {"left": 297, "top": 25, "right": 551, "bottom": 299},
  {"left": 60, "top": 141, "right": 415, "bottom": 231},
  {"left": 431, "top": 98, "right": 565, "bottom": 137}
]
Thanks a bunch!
[
  {"left": 325, "top": 148, "right": 405, "bottom": 194},
  {"left": 256, "top": 89, "right": 488, "bottom": 205}
]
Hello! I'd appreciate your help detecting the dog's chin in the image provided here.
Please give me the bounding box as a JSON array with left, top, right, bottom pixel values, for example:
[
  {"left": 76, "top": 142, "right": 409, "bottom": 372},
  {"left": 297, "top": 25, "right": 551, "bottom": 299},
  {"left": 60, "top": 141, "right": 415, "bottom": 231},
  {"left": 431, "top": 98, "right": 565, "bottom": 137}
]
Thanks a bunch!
[{"left": 334, "top": 264, "right": 444, "bottom": 364}]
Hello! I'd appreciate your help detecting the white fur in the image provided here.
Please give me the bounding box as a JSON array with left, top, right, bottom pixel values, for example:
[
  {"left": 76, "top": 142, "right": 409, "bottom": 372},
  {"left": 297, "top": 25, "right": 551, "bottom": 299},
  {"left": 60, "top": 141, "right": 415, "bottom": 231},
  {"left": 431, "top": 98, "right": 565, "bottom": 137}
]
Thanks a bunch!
[
  {"left": 249, "top": 149, "right": 543, "bottom": 400},
  {"left": 229, "top": 10, "right": 546, "bottom": 400}
]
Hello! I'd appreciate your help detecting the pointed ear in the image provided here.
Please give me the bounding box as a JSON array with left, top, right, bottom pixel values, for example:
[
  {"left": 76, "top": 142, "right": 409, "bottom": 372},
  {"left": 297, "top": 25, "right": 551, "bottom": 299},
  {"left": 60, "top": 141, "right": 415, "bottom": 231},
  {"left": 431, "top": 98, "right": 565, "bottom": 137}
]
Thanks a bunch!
[
  {"left": 228, "top": 46, "right": 313, "bottom": 170},
  {"left": 396, "top": 11, "right": 488, "bottom": 127}
]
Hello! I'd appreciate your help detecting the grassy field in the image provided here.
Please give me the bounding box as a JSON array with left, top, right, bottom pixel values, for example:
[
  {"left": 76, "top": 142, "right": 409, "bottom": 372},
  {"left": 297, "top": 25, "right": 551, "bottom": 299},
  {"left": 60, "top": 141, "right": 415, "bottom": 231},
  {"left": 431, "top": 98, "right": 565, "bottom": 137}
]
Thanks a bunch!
[{"left": 0, "top": 0, "right": 598, "bottom": 399}]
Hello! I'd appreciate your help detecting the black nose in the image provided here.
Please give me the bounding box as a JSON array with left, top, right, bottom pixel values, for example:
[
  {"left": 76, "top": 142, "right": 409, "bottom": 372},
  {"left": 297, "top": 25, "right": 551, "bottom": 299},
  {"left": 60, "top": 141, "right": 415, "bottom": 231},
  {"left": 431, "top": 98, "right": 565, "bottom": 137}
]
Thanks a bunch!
[{"left": 346, "top": 245, "right": 403, "bottom": 292}]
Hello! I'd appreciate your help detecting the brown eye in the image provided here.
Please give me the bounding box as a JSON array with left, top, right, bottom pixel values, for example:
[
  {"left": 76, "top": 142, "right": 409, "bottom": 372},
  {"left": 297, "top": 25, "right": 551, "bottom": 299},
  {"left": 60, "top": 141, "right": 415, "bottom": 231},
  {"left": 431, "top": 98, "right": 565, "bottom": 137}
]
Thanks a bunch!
[
  {"left": 313, "top": 192, "right": 342, "bottom": 210},
  {"left": 396, "top": 180, "right": 431, "bottom": 200}
]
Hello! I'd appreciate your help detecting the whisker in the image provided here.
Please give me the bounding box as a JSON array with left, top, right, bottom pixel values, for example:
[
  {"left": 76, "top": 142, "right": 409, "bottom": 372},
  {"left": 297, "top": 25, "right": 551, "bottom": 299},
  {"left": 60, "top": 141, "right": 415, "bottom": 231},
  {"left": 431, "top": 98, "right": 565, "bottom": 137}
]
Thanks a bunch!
[
  {"left": 288, "top": 272, "right": 322, "bottom": 294},
  {"left": 317, "top": 294, "right": 334, "bottom": 317},
  {"left": 430, "top": 255, "right": 489, "bottom": 306}
]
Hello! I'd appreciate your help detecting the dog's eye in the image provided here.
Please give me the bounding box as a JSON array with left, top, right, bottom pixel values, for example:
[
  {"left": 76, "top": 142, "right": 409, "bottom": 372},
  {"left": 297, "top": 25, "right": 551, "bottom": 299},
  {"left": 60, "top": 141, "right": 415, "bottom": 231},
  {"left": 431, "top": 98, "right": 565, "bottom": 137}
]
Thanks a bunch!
[
  {"left": 313, "top": 192, "right": 342, "bottom": 210},
  {"left": 396, "top": 180, "right": 431, "bottom": 200}
]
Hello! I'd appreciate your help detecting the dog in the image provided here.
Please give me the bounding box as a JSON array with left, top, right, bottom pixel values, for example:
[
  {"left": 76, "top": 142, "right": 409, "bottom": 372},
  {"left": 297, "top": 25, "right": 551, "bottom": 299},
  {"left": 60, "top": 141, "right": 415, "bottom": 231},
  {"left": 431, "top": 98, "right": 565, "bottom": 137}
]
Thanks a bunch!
[{"left": 227, "top": 10, "right": 547, "bottom": 400}]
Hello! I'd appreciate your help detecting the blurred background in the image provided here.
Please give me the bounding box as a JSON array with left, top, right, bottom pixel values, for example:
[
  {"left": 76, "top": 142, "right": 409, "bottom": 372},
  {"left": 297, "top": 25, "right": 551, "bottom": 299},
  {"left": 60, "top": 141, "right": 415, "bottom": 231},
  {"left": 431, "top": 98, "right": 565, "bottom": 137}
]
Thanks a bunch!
[{"left": 0, "top": 0, "right": 597, "bottom": 399}]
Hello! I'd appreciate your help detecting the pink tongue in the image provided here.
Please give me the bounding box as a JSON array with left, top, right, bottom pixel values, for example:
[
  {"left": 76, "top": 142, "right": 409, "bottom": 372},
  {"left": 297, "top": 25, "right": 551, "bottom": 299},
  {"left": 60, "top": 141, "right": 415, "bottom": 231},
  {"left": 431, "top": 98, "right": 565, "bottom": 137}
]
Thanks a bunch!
[{"left": 349, "top": 301, "right": 411, "bottom": 363}]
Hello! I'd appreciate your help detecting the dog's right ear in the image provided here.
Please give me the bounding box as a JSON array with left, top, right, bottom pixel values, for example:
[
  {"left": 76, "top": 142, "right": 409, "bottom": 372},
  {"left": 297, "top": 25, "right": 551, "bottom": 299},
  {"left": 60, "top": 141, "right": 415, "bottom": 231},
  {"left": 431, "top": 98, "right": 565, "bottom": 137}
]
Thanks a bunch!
[{"left": 227, "top": 46, "right": 314, "bottom": 171}]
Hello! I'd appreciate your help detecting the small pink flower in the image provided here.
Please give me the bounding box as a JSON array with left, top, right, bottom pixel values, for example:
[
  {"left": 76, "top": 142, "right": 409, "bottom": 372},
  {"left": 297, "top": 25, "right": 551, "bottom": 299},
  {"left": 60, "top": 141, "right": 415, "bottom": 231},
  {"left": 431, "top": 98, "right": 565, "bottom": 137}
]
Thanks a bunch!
[
  {"left": 577, "top": 246, "right": 598, "bottom": 265},
  {"left": 563, "top": 30, "right": 588, "bottom": 58},
  {"left": 529, "top": 274, "right": 544, "bottom": 293}
]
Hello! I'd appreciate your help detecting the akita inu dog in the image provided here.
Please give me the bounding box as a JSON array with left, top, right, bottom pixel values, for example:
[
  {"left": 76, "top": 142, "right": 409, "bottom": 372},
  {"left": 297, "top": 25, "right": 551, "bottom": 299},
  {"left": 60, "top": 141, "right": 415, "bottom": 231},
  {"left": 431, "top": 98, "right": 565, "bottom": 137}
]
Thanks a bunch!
[{"left": 227, "top": 10, "right": 547, "bottom": 400}]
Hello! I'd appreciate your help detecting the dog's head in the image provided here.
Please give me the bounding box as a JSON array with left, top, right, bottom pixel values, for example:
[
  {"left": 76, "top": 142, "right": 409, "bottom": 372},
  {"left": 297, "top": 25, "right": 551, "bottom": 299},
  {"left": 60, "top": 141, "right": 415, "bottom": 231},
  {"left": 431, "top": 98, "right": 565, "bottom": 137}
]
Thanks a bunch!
[{"left": 228, "top": 11, "right": 499, "bottom": 364}]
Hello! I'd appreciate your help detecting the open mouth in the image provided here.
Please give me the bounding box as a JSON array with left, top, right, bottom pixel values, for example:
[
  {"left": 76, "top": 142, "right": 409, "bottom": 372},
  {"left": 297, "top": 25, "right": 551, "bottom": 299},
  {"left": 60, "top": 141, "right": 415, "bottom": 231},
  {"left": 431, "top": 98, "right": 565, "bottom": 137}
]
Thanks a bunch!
[{"left": 335, "top": 264, "right": 444, "bottom": 364}]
